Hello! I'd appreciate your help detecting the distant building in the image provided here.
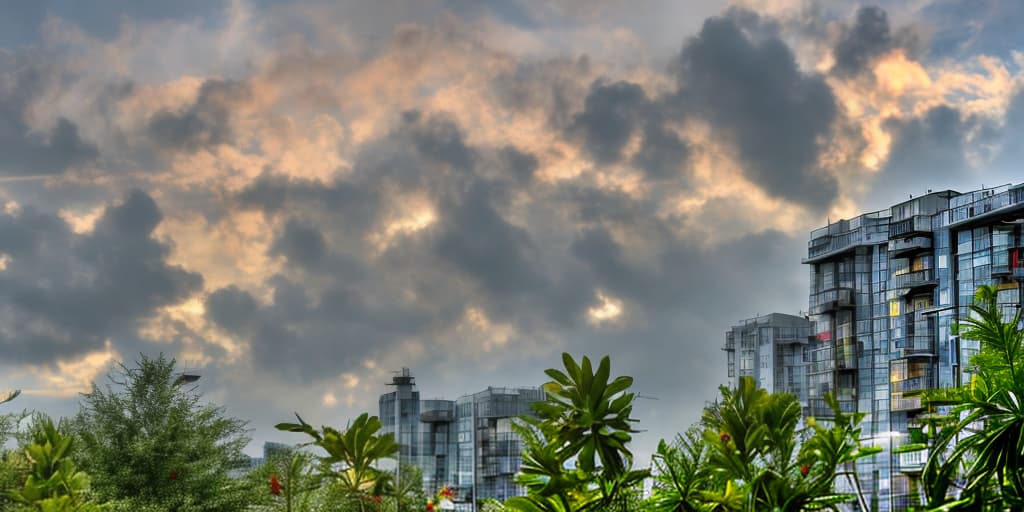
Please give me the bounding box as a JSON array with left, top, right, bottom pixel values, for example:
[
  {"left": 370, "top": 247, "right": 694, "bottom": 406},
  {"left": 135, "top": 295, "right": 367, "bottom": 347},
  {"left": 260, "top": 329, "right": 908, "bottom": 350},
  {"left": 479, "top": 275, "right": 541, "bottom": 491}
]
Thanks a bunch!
[
  {"left": 379, "top": 369, "right": 543, "bottom": 512},
  {"left": 723, "top": 313, "right": 812, "bottom": 405},
  {"left": 801, "top": 183, "right": 1024, "bottom": 511}
]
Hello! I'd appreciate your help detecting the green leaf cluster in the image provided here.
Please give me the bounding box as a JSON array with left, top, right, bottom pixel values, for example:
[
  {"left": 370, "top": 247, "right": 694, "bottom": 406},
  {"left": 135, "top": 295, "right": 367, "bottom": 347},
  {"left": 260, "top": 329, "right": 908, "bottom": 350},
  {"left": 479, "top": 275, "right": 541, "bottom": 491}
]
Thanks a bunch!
[
  {"left": 3, "top": 417, "right": 107, "bottom": 512},
  {"left": 504, "top": 353, "right": 648, "bottom": 512},
  {"left": 275, "top": 412, "right": 399, "bottom": 511}
]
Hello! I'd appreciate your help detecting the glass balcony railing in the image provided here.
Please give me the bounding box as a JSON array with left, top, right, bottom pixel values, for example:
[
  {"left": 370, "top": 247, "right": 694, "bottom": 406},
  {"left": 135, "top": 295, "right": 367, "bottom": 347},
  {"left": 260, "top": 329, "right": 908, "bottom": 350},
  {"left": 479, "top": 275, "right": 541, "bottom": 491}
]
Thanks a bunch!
[
  {"left": 805, "top": 398, "right": 857, "bottom": 418},
  {"left": 891, "top": 396, "right": 924, "bottom": 411},
  {"left": 892, "top": 336, "right": 936, "bottom": 356},
  {"left": 809, "top": 288, "right": 855, "bottom": 314},
  {"left": 888, "top": 236, "right": 932, "bottom": 256},
  {"left": 896, "top": 448, "right": 928, "bottom": 473},
  {"left": 948, "top": 184, "right": 1024, "bottom": 226},
  {"left": 889, "top": 215, "right": 932, "bottom": 237},
  {"left": 892, "top": 269, "right": 936, "bottom": 290}
]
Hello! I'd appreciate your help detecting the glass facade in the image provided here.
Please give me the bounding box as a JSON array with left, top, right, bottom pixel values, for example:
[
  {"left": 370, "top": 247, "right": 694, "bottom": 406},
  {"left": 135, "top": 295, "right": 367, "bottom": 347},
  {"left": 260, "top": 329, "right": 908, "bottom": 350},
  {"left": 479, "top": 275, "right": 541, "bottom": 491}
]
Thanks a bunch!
[
  {"left": 802, "top": 183, "right": 1024, "bottom": 511},
  {"left": 723, "top": 313, "right": 812, "bottom": 405},
  {"left": 379, "top": 369, "right": 543, "bottom": 511}
]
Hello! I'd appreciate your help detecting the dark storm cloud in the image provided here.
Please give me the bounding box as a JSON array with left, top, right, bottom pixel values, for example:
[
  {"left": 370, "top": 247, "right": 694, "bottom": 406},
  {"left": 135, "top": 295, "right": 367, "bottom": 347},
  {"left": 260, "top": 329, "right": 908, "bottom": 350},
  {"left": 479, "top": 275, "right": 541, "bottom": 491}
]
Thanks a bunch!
[
  {"left": 147, "top": 79, "right": 249, "bottom": 152},
  {"left": 0, "top": 52, "right": 99, "bottom": 175},
  {"left": 671, "top": 9, "right": 839, "bottom": 210},
  {"left": 271, "top": 219, "right": 328, "bottom": 269},
  {"left": 874, "top": 105, "right": 974, "bottom": 199},
  {"left": 568, "top": 80, "right": 650, "bottom": 165},
  {"left": 832, "top": 6, "right": 917, "bottom": 77},
  {"left": 212, "top": 112, "right": 552, "bottom": 382},
  {"left": 0, "top": 189, "right": 202, "bottom": 365},
  {"left": 567, "top": 80, "right": 690, "bottom": 180}
]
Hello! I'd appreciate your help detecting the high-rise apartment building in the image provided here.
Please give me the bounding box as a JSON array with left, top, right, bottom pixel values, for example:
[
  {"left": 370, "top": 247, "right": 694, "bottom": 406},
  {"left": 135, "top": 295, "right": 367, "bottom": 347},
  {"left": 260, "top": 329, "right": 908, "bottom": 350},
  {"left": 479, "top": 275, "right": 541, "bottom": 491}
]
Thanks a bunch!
[
  {"left": 723, "top": 313, "right": 812, "bottom": 405},
  {"left": 802, "top": 183, "right": 1024, "bottom": 511},
  {"left": 379, "top": 369, "right": 543, "bottom": 511}
]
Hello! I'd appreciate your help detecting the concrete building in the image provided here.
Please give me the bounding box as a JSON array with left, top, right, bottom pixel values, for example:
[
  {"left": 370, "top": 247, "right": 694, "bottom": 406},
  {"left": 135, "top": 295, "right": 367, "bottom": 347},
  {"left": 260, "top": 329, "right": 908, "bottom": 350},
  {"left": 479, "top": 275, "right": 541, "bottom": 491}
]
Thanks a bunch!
[
  {"left": 802, "top": 182, "right": 1024, "bottom": 511},
  {"left": 379, "top": 369, "right": 543, "bottom": 511},
  {"left": 723, "top": 313, "right": 813, "bottom": 405}
]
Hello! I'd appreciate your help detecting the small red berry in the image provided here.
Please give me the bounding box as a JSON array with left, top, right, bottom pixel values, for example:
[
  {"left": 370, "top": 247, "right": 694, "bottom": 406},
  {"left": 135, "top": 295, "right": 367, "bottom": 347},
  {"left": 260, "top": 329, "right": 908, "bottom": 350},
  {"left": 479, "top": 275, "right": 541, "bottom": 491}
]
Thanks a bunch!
[
  {"left": 270, "top": 475, "right": 281, "bottom": 495},
  {"left": 801, "top": 464, "right": 810, "bottom": 477},
  {"left": 720, "top": 431, "right": 731, "bottom": 444},
  {"left": 169, "top": 470, "right": 178, "bottom": 480}
]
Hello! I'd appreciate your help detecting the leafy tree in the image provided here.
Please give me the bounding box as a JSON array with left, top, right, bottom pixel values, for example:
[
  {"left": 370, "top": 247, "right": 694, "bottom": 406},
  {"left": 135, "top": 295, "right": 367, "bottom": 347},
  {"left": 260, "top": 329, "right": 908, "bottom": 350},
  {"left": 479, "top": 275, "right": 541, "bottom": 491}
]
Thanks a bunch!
[
  {"left": 917, "top": 284, "right": 1024, "bottom": 509},
  {"left": 504, "top": 353, "right": 648, "bottom": 512},
  {"left": 646, "top": 377, "right": 878, "bottom": 512},
  {"left": 3, "top": 416, "right": 107, "bottom": 512},
  {"left": 71, "top": 354, "right": 251, "bottom": 512},
  {"left": 275, "top": 412, "right": 399, "bottom": 512}
]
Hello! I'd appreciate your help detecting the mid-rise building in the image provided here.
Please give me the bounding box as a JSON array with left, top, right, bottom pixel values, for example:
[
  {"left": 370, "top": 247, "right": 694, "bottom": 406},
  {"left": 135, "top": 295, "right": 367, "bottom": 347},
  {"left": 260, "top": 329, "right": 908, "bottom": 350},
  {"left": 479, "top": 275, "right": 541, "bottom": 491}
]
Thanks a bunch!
[
  {"left": 802, "top": 183, "right": 1024, "bottom": 511},
  {"left": 723, "top": 313, "right": 812, "bottom": 405},
  {"left": 379, "top": 369, "right": 543, "bottom": 511}
]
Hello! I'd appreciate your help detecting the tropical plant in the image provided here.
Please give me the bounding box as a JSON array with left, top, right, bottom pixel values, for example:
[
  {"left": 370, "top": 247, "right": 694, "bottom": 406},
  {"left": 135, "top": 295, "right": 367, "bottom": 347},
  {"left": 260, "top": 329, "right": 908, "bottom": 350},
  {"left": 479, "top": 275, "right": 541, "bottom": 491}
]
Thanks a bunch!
[
  {"left": 71, "top": 354, "right": 251, "bottom": 512},
  {"left": 3, "top": 416, "right": 107, "bottom": 511},
  {"left": 504, "top": 353, "right": 648, "bottom": 512},
  {"left": 646, "top": 376, "right": 878, "bottom": 512},
  {"left": 1, "top": 389, "right": 21, "bottom": 406},
  {"left": 275, "top": 412, "right": 399, "bottom": 512},
  {"left": 245, "top": 448, "right": 320, "bottom": 512},
  {"left": 917, "top": 284, "right": 1024, "bottom": 509}
]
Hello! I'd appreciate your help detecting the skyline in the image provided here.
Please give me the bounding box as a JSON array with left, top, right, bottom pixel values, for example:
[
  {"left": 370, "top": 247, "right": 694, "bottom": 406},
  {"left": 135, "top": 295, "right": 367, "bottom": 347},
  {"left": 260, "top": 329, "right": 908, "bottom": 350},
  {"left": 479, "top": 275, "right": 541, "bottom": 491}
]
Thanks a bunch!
[{"left": 2, "top": 0, "right": 1024, "bottom": 463}]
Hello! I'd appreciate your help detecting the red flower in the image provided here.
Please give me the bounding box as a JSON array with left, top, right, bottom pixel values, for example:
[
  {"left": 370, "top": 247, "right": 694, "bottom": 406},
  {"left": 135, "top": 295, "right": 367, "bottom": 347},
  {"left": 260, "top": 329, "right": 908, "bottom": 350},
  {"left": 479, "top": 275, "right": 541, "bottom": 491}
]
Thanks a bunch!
[
  {"left": 270, "top": 475, "right": 282, "bottom": 495},
  {"left": 426, "top": 502, "right": 435, "bottom": 512},
  {"left": 439, "top": 486, "right": 455, "bottom": 499},
  {"left": 800, "top": 464, "right": 810, "bottom": 477},
  {"left": 373, "top": 495, "right": 382, "bottom": 504},
  {"left": 169, "top": 470, "right": 178, "bottom": 481},
  {"left": 719, "top": 431, "right": 731, "bottom": 444}
]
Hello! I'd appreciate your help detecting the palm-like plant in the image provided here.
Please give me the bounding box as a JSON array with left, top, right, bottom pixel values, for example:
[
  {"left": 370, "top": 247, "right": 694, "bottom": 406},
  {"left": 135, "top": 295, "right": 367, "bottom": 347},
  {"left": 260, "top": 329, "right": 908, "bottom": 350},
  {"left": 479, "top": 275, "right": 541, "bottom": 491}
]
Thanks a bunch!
[
  {"left": 1, "top": 389, "right": 20, "bottom": 405},
  {"left": 918, "top": 284, "right": 1024, "bottom": 509},
  {"left": 275, "top": 412, "right": 399, "bottom": 511},
  {"left": 649, "top": 377, "right": 877, "bottom": 512},
  {"left": 505, "top": 354, "right": 648, "bottom": 512}
]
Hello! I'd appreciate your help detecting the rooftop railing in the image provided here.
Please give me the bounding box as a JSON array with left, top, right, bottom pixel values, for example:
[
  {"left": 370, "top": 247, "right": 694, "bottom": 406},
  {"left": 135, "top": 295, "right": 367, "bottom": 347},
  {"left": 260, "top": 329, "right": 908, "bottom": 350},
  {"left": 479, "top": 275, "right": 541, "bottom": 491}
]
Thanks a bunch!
[{"left": 948, "top": 183, "right": 1024, "bottom": 226}]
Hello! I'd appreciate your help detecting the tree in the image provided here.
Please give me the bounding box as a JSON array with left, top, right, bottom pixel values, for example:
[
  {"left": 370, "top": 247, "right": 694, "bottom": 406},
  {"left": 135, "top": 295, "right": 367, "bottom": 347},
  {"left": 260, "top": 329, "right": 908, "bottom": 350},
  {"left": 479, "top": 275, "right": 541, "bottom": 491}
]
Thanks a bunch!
[
  {"left": 504, "top": 353, "right": 648, "bottom": 512},
  {"left": 917, "top": 284, "right": 1024, "bottom": 509},
  {"left": 645, "top": 377, "right": 878, "bottom": 512},
  {"left": 275, "top": 412, "right": 399, "bottom": 512},
  {"left": 71, "top": 354, "right": 251, "bottom": 511}
]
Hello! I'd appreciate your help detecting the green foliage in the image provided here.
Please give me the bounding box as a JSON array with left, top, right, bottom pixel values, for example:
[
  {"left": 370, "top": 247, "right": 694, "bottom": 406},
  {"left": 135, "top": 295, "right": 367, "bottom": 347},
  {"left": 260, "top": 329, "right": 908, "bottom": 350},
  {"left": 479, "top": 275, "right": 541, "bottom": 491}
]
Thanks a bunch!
[
  {"left": 917, "top": 284, "right": 1024, "bottom": 510},
  {"left": 645, "top": 377, "right": 878, "bottom": 512},
  {"left": 3, "top": 416, "right": 107, "bottom": 511},
  {"left": 244, "top": 448, "right": 321, "bottom": 512},
  {"left": 71, "top": 354, "right": 251, "bottom": 512},
  {"left": 504, "top": 354, "right": 648, "bottom": 512},
  {"left": 275, "top": 412, "right": 398, "bottom": 511}
]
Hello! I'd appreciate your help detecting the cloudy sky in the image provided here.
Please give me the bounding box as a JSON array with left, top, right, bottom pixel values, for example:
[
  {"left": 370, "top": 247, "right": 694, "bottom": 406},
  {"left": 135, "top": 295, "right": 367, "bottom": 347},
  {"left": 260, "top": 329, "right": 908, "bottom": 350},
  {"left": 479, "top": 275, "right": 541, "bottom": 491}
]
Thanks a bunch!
[{"left": 1, "top": 0, "right": 1022, "bottom": 460}]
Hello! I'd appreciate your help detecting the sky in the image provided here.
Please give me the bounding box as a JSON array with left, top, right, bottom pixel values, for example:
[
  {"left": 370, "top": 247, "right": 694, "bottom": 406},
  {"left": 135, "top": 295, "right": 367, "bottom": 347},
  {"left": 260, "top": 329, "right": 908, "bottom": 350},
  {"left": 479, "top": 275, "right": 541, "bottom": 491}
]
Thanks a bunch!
[{"left": 0, "top": 0, "right": 1023, "bottom": 461}]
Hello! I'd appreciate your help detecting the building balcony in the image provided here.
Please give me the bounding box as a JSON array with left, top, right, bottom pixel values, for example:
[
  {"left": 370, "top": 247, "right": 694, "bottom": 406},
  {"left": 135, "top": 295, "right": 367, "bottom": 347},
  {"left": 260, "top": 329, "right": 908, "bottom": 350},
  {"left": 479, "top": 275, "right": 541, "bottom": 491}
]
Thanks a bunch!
[
  {"left": 809, "top": 288, "right": 855, "bottom": 315},
  {"left": 805, "top": 398, "right": 856, "bottom": 418},
  {"left": 889, "top": 215, "right": 933, "bottom": 238},
  {"left": 891, "top": 375, "right": 933, "bottom": 394},
  {"left": 896, "top": 448, "right": 928, "bottom": 473},
  {"left": 948, "top": 183, "right": 1024, "bottom": 228},
  {"left": 892, "top": 269, "right": 937, "bottom": 294},
  {"left": 888, "top": 236, "right": 932, "bottom": 257},
  {"left": 892, "top": 336, "right": 936, "bottom": 358},
  {"left": 892, "top": 396, "right": 925, "bottom": 411},
  {"left": 723, "top": 339, "right": 735, "bottom": 351}
]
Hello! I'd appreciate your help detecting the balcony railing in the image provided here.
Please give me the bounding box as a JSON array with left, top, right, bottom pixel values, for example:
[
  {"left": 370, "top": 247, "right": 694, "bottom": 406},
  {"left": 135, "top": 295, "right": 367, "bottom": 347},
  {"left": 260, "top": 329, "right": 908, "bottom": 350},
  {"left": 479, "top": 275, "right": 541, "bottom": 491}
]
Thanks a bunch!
[
  {"left": 805, "top": 398, "right": 857, "bottom": 418},
  {"left": 809, "top": 288, "right": 855, "bottom": 315},
  {"left": 888, "top": 236, "right": 932, "bottom": 256},
  {"left": 892, "top": 396, "right": 924, "bottom": 411},
  {"left": 891, "top": 375, "right": 932, "bottom": 393},
  {"left": 893, "top": 336, "right": 936, "bottom": 357},
  {"left": 897, "top": 448, "right": 928, "bottom": 473},
  {"left": 892, "top": 269, "right": 937, "bottom": 290},
  {"left": 889, "top": 215, "right": 932, "bottom": 237},
  {"left": 948, "top": 184, "right": 1024, "bottom": 227}
]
